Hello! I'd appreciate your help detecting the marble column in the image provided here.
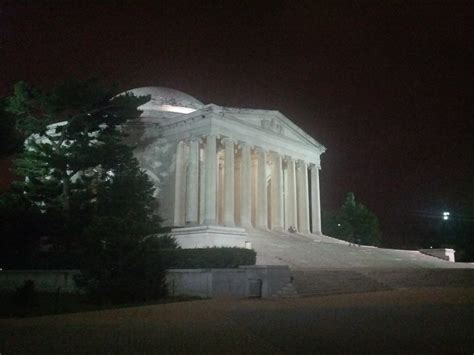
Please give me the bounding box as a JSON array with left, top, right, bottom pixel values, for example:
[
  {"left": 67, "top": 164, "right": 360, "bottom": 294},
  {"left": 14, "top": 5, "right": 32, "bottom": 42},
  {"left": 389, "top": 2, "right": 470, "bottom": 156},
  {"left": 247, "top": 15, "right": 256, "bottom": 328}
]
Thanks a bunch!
[
  {"left": 270, "top": 152, "right": 284, "bottom": 231},
  {"left": 199, "top": 149, "right": 205, "bottom": 224},
  {"left": 251, "top": 157, "right": 258, "bottom": 227},
  {"left": 203, "top": 135, "right": 217, "bottom": 225},
  {"left": 296, "top": 160, "right": 310, "bottom": 233},
  {"left": 240, "top": 143, "right": 252, "bottom": 227},
  {"left": 185, "top": 139, "right": 200, "bottom": 225},
  {"left": 223, "top": 138, "right": 235, "bottom": 227},
  {"left": 218, "top": 161, "right": 224, "bottom": 225},
  {"left": 310, "top": 164, "right": 322, "bottom": 234},
  {"left": 256, "top": 147, "right": 268, "bottom": 229},
  {"left": 285, "top": 157, "right": 298, "bottom": 231},
  {"left": 235, "top": 155, "right": 241, "bottom": 225},
  {"left": 173, "top": 140, "right": 186, "bottom": 226}
]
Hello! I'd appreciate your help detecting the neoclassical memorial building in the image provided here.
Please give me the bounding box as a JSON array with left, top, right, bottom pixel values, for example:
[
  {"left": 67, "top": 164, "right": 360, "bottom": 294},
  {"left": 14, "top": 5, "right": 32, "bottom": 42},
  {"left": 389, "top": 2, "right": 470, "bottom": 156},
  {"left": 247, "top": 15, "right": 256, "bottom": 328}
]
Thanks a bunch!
[{"left": 124, "top": 87, "right": 326, "bottom": 248}]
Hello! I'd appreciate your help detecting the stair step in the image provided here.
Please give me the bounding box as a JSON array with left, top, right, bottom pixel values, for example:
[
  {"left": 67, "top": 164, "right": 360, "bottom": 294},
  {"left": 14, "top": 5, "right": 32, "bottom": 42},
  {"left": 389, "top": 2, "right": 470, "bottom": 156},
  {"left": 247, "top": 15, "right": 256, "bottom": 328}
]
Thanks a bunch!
[
  {"left": 291, "top": 269, "right": 474, "bottom": 297},
  {"left": 271, "top": 282, "right": 299, "bottom": 298}
]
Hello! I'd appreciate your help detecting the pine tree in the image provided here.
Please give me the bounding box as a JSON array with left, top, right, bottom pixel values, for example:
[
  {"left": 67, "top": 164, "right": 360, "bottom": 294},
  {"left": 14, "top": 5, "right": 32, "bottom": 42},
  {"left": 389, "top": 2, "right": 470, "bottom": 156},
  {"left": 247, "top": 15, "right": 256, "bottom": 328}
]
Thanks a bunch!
[
  {"left": 322, "top": 192, "right": 382, "bottom": 246},
  {"left": 6, "top": 79, "right": 150, "bottom": 248},
  {"left": 0, "top": 99, "right": 22, "bottom": 158},
  {"left": 4, "top": 79, "right": 176, "bottom": 301}
]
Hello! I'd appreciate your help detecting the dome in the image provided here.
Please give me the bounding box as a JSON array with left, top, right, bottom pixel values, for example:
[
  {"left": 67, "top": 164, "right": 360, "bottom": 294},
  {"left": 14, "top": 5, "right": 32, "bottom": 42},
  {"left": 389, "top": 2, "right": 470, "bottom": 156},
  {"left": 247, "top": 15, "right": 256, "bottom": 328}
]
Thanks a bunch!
[{"left": 125, "top": 86, "right": 204, "bottom": 114}]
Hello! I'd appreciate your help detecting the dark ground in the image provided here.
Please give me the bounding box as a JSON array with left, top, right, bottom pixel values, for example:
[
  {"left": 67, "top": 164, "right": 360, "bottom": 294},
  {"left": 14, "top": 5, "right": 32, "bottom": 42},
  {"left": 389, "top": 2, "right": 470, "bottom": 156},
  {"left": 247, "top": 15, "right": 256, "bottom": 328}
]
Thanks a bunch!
[{"left": 1, "top": 287, "right": 473, "bottom": 354}]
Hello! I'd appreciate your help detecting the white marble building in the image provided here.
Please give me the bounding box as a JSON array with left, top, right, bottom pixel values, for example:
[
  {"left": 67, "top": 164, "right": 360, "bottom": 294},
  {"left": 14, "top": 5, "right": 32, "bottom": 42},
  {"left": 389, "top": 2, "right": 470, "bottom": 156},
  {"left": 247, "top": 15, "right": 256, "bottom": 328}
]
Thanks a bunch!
[{"left": 124, "top": 87, "right": 326, "bottom": 248}]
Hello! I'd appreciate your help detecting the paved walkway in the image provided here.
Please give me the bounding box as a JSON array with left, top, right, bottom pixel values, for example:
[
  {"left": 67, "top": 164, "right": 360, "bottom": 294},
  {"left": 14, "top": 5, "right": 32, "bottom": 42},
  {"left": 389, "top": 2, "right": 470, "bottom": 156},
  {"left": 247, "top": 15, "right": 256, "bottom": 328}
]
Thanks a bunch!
[{"left": 1, "top": 287, "right": 473, "bottom": 354}]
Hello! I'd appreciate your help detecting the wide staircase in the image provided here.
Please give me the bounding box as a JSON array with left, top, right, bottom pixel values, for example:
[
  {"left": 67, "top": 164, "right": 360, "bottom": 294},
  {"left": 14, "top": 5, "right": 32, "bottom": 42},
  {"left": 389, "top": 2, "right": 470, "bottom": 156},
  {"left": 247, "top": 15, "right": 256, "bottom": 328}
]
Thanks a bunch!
[
  {"left": 291, "top": 268, "right": 474, "bottom": 297},
  {"left": 245, "top": 228, "right": 474, "bottom": 269},
  {"left": 242, "top": 228, "right": 474, "bottom": 297}
]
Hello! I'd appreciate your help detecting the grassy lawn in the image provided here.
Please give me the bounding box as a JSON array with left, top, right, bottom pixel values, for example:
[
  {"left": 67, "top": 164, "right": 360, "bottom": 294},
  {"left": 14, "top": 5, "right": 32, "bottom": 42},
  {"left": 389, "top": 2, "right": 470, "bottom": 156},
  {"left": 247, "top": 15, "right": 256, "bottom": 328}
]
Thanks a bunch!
[{"left": 0, "top": 291, "right": 202, "bottom": 319}]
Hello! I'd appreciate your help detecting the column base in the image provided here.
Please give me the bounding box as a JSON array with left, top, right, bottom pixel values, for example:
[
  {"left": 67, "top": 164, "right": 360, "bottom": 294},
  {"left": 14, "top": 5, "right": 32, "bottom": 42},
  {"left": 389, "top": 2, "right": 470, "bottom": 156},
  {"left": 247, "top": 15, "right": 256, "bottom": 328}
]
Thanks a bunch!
[
  {"left": 240, "top": 222, "right": 253, "bottom": 229},
  {"left": 223, "top": 221, "right": 236, "bottom": 228}
]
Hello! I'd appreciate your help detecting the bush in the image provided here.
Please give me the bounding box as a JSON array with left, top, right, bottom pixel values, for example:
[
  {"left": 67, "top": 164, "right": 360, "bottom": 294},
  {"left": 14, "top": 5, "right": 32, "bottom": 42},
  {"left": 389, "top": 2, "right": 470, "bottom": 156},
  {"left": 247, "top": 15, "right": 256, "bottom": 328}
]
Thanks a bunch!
[
  {"left": 160, "top": 247, "right": 256, "bottom": 269},
  {"left": 0, "top": 251, "right": 82, "bottom": 270},
  {"left": 76, "top": 248, "right": 167, "bottom": 304},
  {"left": 12, "top": 280, "right": 39, "bottom": 316},
  {"left": 76, "top": 217, "right": 172, "bottom": 304}
]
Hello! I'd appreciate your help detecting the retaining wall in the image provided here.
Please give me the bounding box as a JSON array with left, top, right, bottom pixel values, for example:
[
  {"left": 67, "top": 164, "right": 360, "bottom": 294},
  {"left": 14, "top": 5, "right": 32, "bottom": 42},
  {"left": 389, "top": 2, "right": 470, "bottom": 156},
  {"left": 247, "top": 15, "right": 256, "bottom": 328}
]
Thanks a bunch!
[
  {"left": 166, "top": 265, "right": 291, "bottom": 298},
  {"left": 0, "top": 270, "right": 80, "bottom": 293},
  {"left": 0, "top": 265, "right": 291, "bottom": 298},
  {"left": 419, "top": 248, "right": 455, "bottom": 262}
]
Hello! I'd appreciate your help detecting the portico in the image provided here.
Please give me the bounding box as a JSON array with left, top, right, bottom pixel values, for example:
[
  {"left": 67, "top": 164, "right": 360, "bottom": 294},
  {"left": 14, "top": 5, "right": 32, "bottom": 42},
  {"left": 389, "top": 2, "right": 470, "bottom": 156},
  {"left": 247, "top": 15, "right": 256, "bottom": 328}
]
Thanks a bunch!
[
  {"left": 124, "top": 86, "right": 326, "bottom": 248},
  {"left": 173, "top": 134, "right": 323, "bottom": 234}
]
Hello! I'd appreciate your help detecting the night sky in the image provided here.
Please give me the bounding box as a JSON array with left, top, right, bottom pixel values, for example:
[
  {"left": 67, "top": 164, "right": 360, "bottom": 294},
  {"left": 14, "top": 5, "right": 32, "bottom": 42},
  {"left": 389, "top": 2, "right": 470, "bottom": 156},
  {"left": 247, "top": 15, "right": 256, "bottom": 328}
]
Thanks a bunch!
[{"left": 1, "top": 1, "right": 473, "bottom": 245}]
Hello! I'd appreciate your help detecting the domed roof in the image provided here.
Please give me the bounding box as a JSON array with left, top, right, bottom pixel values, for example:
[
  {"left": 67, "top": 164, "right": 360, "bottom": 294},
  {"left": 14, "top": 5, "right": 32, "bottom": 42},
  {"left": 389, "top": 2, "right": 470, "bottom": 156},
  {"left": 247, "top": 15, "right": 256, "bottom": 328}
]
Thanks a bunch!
[{"left": 125, "top": 86, "right": 204, "bottom": 114}]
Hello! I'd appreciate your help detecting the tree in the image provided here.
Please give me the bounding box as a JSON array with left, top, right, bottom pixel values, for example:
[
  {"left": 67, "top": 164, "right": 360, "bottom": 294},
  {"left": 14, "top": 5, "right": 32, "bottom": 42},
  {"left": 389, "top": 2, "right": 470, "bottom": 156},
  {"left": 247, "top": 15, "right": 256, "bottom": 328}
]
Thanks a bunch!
[
  {"left": 0, "top": 99, "right": 22, "bottom": 158},
  {"left": 3, "top": 79, "right": 177, "bottom": 302},
  {"left": 323, "top": 192, "right": 382, "bottom": 246},
  {"left": 76, "top": 150, "right": 177, "bottom": 302},
  {"left": 5, "top": 79, "right": 149, "bottom": 248},
  {"left": 0, "top": 192, "right": 44, "bottom": 268}
]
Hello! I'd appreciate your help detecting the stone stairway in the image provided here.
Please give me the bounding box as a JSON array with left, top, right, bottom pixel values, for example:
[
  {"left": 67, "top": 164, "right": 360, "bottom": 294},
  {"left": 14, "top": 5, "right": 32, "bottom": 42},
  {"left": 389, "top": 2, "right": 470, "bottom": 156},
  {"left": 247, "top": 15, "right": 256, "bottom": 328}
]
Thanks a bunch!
[
  {"left": 272, "top": 282, "right": 299, "bottom": 298},
  {"left": 291, "top": 268, "right": 474, "bottom": 297},
  {"left": 244, "top": 228, "right": 474, "bottom": 269},
  {"left": 361, "top": 268, "right": 474, "bottom": 289},
  {"left": 292, "top": 269, "right": 391, "bottom": 296}
]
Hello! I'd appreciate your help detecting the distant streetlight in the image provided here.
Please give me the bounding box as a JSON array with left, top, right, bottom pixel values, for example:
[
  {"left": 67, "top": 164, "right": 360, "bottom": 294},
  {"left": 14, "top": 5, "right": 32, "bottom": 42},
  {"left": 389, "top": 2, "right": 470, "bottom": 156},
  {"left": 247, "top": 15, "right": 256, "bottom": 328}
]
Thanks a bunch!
[{"left": 443, "top": 211, "right": 450, "bottom": 220}]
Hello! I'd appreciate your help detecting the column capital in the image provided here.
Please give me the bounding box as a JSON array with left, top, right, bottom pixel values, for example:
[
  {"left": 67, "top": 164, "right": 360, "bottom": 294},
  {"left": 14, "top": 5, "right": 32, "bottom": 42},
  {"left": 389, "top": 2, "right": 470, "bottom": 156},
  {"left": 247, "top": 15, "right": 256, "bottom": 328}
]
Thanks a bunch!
[
  {"left": 221, "top": 137, "right": 237, "bottom": 145},
  {"left": 187, "top": 136, "right": 202, "bottom": 144},
  {"left": 283, "top": 155, "right": 294, "bottom": 163},
  {"left": 296, "top": 159, "right": 307, "bottom": 169},
  {"left": 237, "top": 141, "right": 252, "bottom": 150},
  {"left": 203, "top": 134, "right": 217, "bottom": 141}
]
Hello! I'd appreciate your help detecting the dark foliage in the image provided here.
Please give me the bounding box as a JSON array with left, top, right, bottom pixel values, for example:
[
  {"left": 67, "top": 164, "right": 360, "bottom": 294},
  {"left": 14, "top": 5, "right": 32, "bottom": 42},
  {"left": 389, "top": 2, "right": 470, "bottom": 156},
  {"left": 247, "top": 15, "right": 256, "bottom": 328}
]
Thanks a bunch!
[
  {"left": 323, "top": 192, "right": 382, "bottom": 246},
  {"left": 4, "top": 80, "right": 149, "bottom": 248},
  {"left": 1, "top": 79, "right": 177, "bottom": 303},
  {"left": 0, "top": 193, "right": 45, "bottom": 266},
  {"left": 11, "top": 280, "right": 39, "bottom": 316},
  {"left": 0, "top": 99, "right": 22, "bottom": 157},
  {"left": 76, "top": 216, "right": 172, "bottom": 304}
]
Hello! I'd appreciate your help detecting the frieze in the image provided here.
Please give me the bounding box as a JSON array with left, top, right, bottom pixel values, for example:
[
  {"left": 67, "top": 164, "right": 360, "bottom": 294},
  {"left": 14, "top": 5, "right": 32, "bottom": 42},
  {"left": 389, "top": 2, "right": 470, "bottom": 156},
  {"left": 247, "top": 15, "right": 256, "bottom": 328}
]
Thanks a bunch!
[{"left": 261, "top": 119, "right": 284, "bottom": 135}]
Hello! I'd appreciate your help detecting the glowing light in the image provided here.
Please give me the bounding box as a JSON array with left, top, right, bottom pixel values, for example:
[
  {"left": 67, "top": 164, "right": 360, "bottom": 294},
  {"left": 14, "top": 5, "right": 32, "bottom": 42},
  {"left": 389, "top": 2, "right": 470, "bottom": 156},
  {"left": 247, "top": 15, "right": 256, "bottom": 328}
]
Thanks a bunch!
[
  {"left": 443, "top": 211, "right": 450, "bottom": 220},
  {"left": 158, "top": 105, "right": 196, "bottom": 114}
]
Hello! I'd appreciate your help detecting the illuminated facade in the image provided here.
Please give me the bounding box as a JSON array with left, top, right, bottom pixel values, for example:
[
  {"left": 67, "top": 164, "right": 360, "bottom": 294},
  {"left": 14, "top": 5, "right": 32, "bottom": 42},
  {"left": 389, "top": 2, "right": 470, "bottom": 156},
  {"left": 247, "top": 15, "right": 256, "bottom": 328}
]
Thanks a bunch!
[{"left": 124, "top": 87, "right": 326, "bottom": 248}]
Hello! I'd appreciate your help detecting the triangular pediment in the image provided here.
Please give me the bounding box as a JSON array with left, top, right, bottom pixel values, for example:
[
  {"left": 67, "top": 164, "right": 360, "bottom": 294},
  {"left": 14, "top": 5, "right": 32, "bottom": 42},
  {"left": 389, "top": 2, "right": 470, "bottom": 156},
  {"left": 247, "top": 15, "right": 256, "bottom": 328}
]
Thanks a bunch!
[{"left": 212, "top": 105, "right": 326, "bottom": 152}]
